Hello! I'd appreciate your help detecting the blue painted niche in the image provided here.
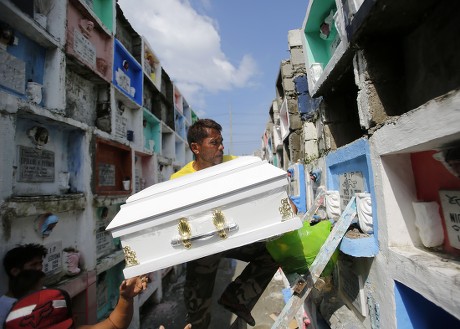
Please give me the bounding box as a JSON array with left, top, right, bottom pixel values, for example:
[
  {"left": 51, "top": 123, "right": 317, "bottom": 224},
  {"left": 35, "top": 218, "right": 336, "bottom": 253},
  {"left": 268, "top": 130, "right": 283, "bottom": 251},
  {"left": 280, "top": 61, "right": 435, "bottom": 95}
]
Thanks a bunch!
[
  {"left": 395, "top": 281, "right": 460, "bottom": 329},
  {"left": 0, "top": 29, "right": 46, "bottom": 99},
  {"left": 325, "top": 138, "right": 379, "bottom": 257},
  {"left": 113, "top": 38, "right": 143, "bottom": 105}
]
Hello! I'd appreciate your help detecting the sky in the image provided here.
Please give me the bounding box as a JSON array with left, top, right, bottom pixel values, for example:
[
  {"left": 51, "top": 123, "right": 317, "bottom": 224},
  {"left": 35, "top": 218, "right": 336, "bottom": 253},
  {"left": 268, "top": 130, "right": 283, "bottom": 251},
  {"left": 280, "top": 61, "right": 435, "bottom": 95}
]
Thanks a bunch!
[{"left": 117, "top": 0, "right": 310, "bottom": 155}]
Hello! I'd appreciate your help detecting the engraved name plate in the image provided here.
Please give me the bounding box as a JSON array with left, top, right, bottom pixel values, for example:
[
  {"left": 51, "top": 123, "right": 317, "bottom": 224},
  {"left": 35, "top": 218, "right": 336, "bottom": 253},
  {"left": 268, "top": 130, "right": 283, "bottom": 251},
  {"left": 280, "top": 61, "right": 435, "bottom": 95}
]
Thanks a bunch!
[{"left": 18, "top": 146, "right": 55, "bottom": 182}]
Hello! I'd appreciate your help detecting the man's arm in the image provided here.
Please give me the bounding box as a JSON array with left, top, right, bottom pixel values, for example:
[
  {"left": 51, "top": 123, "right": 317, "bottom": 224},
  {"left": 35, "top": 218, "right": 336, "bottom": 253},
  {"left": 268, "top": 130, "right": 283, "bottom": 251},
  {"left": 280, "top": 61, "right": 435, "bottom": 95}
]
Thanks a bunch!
[{"left": 78, "top": 276, "right": 146, "bottom": 329}]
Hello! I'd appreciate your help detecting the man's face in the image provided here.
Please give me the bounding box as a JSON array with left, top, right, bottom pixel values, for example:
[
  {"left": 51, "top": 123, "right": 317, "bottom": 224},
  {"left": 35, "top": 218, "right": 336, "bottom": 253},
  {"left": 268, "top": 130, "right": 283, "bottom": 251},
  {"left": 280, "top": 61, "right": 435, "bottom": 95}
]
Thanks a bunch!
[
  {"left": 193, "top": 128, "right": 224, "bottom": 168},
  {"left": 22, "top": 256, "right": 44, "bottom": 272}
]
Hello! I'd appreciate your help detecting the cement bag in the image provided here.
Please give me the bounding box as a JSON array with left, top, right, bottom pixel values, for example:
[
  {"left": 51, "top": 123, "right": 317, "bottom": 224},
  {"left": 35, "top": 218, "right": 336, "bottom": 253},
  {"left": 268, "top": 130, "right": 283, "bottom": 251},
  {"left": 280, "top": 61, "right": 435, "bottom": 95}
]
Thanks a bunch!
[{"left": 266, "top": 220, "right": 337, "bottom": 276}]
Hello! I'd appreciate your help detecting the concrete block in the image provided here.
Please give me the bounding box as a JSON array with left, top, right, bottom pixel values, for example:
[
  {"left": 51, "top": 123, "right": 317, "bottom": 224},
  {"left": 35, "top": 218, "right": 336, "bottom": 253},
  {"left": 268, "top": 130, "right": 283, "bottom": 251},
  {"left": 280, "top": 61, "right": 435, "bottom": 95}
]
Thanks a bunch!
[
  {"left": 304, "top": 139, "right": 319, "bottom": 158},
  {"left": 366, "top": 82, "right": 388, "bottom": 126},
  {"left": 357, "top": 89, "right": 372, "bottom": 130},
  {"left": 289, "top": 131, "right": 303, "bottom": 163},
  {"left": 289, "top": 131, "right": 301, "bottom": 150},
  {"left": 356, "top": 81, "right": 388, "bottom": 131},
  {"left": 282, "top": 78, "right": 296, "bottom": 93},
  {"left": 289, "top": 113, "right": 302, "bottom": 130},
  {"left": 290, "top": 48, "right": 305, "bottom": 68},
  {"left": 323, "top": 124, "right": 336, "bottom": 151},
  {"left": 281, "top": 61, "right": 294, "bottom": 78},
  {"left": 287, "top": 98, "right": 298, "bottom": 113},
  {"left": 288, "top": 29, "right": 302, "bottom": 47},
  {"left": 303, "top": 122, "right": 317, "bottom": 140}
]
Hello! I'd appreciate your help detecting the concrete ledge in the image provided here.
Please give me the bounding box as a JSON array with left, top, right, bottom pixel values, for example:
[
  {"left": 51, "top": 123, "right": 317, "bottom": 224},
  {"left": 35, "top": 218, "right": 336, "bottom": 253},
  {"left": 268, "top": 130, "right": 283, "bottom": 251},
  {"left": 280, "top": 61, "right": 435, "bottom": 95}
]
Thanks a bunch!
[
  {"left": 4, "top": 193, "right": 86, "bottom": 217},
  {"left": 388, "top": 246, "right": 460, "bottom": 320},
  {"left": 340, "top": 235, "right": 379, "bottom": 257},
  {"left": 96, "top": 249, "right": 125, "bottom": 274},
  {"left": 56, "top": 269, "right": 97, "bottom": 298}
]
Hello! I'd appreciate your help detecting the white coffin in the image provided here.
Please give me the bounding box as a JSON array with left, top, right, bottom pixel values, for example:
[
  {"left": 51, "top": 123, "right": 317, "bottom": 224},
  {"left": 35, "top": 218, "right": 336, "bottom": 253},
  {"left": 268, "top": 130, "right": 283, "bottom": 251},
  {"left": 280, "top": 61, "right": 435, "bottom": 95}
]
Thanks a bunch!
[{"left": 106, "top": 156, "right": 302, "bottom": 278}]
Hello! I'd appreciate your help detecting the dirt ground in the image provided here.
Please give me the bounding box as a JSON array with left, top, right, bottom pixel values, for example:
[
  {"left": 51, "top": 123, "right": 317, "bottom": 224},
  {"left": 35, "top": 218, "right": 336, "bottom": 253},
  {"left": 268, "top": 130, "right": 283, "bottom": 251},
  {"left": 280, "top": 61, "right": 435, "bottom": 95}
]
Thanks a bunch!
[{"left": 139, "top": 258, "right": 288, "bottom": 329}]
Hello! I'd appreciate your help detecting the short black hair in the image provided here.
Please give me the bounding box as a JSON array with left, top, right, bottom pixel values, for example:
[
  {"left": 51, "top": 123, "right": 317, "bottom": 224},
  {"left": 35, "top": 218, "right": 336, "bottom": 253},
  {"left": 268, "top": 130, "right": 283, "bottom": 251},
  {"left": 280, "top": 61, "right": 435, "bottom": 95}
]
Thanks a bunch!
[
  {"left": 3, "top": 244, "right": 47, "bottom": 278},
  {"left": 187, "top": 119, "right": 222, "bottom": 151}
]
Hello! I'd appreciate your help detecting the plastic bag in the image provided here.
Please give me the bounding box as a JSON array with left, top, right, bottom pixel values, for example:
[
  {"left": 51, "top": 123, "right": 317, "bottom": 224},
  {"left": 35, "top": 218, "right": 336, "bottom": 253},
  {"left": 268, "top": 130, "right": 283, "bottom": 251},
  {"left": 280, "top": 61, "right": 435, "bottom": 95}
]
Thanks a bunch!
[{"left": 266, "top": 220, "right": 337, "bottom": 276}]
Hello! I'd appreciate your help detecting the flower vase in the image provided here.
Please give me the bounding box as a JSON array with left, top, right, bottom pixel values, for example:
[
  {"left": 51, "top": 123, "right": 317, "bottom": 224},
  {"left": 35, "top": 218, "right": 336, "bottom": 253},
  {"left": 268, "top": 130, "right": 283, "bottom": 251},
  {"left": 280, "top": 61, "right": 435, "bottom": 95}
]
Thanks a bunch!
[
  {"left": 63, "top": 249, "right": 81, "bottom": 276},
  {"left": 122, "top": 180, "right": 131, "bottom": 191}
]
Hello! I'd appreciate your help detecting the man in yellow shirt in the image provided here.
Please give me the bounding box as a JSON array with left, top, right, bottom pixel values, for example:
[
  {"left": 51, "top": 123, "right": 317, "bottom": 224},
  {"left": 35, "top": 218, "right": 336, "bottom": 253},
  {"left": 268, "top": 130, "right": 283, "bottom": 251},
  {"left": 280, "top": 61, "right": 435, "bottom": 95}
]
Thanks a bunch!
[{"left": 171, "top": 119, "right": 279, "bottom": 328}]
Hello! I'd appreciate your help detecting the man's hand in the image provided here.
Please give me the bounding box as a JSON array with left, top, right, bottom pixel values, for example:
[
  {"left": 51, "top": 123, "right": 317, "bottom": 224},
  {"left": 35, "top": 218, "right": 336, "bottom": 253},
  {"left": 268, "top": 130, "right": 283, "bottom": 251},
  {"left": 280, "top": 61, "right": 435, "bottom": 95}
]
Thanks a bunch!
[{"left": 119, "top": 276, "right": 148, "bottom": 300}]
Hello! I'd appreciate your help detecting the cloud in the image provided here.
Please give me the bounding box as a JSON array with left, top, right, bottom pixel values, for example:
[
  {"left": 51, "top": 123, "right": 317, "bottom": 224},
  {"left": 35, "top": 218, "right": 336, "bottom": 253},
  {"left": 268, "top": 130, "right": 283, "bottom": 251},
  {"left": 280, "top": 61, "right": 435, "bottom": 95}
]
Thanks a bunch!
[{"left": 117, "top": 0, "right": 258, "bottom": 111}]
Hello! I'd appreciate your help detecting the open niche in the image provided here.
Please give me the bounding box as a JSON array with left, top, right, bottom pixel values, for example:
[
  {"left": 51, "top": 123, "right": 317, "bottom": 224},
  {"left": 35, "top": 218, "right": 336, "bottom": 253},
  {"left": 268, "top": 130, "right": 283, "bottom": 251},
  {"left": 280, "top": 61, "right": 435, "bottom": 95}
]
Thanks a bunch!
[{"left": 94, "top": 137, "right": 132, "bottom": 195}]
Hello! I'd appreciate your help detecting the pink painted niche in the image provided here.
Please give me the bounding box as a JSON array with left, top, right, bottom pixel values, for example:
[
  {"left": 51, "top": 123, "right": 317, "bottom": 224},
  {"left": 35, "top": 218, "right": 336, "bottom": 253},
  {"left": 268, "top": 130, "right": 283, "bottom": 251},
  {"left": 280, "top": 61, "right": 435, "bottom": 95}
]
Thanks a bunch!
[{"left": 66, "top": 0, "right": 113, "bottom": 82}]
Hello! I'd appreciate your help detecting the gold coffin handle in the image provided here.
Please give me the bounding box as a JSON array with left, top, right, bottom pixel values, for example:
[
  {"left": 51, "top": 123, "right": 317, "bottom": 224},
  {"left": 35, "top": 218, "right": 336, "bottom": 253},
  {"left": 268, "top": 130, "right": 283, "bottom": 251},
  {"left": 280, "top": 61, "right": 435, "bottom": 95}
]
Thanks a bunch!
[
  {"left": 172, "top": 211, "right": 238, "bottom": 248},
  {"left": 123, "top": 245, "right": 139, "bottom": 267},
  {"left": 212, "top": 209, "right": 227, "bottom": 239},
  {"left": 177, "top": 218, "right": 192, "bottom": 249},
  {"left": 279, "top": 197, "right": 294, "bottom": 221}
]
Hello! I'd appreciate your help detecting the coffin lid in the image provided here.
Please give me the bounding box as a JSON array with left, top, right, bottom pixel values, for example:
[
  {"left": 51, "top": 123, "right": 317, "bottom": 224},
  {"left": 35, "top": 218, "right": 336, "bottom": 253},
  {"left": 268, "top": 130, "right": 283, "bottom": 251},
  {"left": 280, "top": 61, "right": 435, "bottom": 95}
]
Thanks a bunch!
[{"left": 106, "top": 156, "right": 288, "bottom": 232}]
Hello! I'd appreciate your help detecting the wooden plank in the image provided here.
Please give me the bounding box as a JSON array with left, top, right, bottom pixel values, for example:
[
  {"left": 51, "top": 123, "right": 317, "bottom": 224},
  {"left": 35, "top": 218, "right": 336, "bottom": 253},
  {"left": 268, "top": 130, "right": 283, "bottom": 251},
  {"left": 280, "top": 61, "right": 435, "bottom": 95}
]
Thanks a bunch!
[
  {"left": 300, "top": 186, "right": 326, "bottom": 223},
  {"left": 271, "top": 196, "right": 357, "bottom": 328}
]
